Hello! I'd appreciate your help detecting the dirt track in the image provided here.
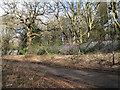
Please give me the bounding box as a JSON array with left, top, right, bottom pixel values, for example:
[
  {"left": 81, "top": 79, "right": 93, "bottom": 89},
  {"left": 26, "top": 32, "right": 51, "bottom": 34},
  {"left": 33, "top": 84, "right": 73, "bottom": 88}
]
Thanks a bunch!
[{"left": 3, "top": 59, "right": 120, "bottom": 88}]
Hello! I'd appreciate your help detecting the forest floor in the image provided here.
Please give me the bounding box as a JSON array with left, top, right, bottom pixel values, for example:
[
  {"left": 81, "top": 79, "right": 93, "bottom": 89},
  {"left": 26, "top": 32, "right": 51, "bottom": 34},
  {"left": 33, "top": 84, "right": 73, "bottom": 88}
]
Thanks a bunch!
[
  {"left": 2, "top": 52, "right": 120, "bottom": 88},
  {"left": 3, "top": 52, "right": 120, "bottom": 73},
  {"left": 2, "top": 60, "right": 97, "bottom": 88}
]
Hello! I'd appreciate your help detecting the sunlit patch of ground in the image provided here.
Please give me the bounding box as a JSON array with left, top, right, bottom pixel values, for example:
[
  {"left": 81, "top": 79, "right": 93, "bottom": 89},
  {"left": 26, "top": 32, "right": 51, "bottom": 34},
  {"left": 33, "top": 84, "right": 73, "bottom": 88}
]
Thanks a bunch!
[{"left": 2, "top": 52, "right": 120, "bottom": 73}]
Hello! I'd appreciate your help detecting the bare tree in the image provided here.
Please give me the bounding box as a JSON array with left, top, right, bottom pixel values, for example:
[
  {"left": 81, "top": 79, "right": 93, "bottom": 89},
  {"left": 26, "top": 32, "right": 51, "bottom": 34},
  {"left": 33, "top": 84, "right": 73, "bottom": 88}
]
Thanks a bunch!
[{"left": 2, "top": 1, "right": 47, "bottom": 54}]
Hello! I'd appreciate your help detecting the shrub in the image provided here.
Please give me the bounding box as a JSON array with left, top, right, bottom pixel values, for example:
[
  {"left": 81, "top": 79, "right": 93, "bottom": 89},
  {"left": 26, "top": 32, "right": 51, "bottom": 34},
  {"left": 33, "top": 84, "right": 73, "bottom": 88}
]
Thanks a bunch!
[
  {"left": 49, "top": 47, "right": 62, "bottom": 54},
  {"left": 37, "top": 49, "right": 46, "bottom": 55},
  {"left": 19, "top": 48, "right": 26, "bottom": 55},
  {"left": 66, "top": 47, "right": 79, "bottom": 55}
]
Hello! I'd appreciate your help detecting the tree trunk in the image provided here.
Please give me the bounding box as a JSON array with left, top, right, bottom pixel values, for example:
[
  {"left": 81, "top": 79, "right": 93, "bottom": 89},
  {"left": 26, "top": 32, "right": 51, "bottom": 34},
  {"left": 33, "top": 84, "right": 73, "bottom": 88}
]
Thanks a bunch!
[{"left": 26, "top": 30, "right": 32, "bottom": 54}]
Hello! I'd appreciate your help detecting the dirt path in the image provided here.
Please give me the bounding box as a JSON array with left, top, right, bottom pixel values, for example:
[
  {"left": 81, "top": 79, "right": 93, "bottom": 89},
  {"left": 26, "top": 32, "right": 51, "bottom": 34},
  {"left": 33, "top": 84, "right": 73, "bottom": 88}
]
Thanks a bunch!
[{"left": 3, "top": 60, "right": 120, "bottom": 88}]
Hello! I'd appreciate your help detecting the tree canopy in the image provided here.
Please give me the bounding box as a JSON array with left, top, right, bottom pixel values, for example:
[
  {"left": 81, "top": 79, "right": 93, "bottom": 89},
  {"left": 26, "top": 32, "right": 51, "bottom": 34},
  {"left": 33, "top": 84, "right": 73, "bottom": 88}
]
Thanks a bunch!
[{"left": 1, "top": 0, "right": 120, "bottom": 55}]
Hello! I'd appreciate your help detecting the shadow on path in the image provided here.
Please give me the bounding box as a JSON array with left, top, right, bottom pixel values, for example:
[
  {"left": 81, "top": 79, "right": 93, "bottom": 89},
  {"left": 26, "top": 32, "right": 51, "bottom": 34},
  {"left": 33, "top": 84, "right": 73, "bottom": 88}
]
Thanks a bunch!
[{"left": 3, "top": 59, "right": 120, "bottom": 88}]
